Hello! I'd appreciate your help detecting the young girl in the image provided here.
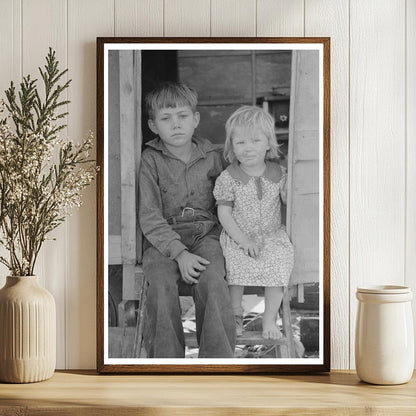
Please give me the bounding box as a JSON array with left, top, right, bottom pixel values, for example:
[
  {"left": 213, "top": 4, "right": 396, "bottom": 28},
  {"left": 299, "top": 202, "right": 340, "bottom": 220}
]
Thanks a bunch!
[{"left": 213, "top": 106, "right": 294, "bottom": 340}]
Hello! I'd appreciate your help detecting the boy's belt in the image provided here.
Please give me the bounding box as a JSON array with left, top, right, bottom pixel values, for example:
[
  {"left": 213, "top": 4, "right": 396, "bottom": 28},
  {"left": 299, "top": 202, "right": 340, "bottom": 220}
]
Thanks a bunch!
[{"left": 167, "top": 207, "right": 215, "bottom": 224}]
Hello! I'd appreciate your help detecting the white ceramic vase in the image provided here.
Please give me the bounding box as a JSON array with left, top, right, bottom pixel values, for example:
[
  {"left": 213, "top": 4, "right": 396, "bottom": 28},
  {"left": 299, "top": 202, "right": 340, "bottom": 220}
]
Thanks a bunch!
[
  {"left": 0, "top": 276, "right": 56, "bottom": 383},
  {"left": 355, "top": 285, "right": 414, "bottom": 385}
]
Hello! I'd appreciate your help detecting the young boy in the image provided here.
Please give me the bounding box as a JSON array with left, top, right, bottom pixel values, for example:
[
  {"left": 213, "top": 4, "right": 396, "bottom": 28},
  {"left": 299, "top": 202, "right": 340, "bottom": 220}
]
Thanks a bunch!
[{"left": 139, "top": 82, "right": 236, "bottom": 358}]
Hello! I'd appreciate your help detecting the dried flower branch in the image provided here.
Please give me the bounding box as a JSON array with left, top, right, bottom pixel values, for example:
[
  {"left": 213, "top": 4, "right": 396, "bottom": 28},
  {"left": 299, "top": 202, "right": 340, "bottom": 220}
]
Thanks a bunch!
[{"left": 0, "top": 48, "right": 97, "bottom": 276}]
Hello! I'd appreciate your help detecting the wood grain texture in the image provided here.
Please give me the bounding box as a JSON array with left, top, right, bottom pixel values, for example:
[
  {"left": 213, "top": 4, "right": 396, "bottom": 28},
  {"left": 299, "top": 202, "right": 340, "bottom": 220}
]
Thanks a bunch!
[
  {"left": 406, "top": 0, "right": 416, "bottom": 365},
  {"left": 134, "top": 51, "right": 143, "bottom": 262},
  {"left": 257, "top": 0, "right": 304, "bottom": 37},
  {"left": 115, "top": 0, "right": 163, "bottom": 36},
  {"left": 22, "top": 0, "right": 68, "bottom": 369},
  {"left": 211, "top": 0, "right": 256, "bottom": 37},
  {"left": 119, "top": 50, "right": 136, "bottom": 268},
  {"left": 119, "top": 50, "right": 137, "bottom": 301},
  {"left": 305, "top": 0, "right": 350, "bottom": 370},
  {"left": 349, "top": 0, "right": 406, "bottom": 369},
  {"left": 96, "top": 37, "right": 106, "bottom": 375},
  {"left": 164, "top": 0, "right": 210, "bottom": 37},
  {"left": 0, "top": 371, "right": 415, "bottom": 415},
  {"left": 67, "top": 0, "right": 113, "bottom": 370},
  {"left": 287, "top": 51, "right": 320, "bottom": 285}
]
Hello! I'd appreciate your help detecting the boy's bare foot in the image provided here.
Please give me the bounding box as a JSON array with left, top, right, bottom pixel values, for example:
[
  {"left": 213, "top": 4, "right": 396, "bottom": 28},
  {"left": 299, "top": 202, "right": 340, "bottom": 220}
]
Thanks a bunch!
[{"left": 262, "top": 317, "right": 282, "bottom": 339}]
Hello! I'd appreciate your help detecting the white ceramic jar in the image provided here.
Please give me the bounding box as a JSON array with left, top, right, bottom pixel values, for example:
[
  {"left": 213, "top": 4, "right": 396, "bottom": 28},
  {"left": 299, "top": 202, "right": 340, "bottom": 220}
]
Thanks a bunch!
[{"left": 355, "top": 285, "right": 414, "bottom": 385}]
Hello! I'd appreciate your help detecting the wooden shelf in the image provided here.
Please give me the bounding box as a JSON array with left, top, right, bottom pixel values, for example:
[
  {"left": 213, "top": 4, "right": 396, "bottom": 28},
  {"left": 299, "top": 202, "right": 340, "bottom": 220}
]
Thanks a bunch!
[{"left": 0, "top": 370, "right": 415, "bottom": 415}]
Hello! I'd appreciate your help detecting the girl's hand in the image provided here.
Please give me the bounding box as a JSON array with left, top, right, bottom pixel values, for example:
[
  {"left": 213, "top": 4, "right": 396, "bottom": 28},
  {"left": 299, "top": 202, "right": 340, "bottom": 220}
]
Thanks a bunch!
[
  {"left": 217, "top": 205, "right": 260, "bottom": 259},
  {"left": 238, "top": 239, "right": 260, "bottom": 259},
  {"left": 175, "top": 250, "right": 210, "bottom": 284}
]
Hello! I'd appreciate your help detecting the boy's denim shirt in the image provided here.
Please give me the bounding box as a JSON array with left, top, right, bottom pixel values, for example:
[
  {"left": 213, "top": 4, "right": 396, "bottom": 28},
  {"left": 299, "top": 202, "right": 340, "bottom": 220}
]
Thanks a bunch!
[{"left": 139, "top": 136, "right": 224, "bottom": 260}]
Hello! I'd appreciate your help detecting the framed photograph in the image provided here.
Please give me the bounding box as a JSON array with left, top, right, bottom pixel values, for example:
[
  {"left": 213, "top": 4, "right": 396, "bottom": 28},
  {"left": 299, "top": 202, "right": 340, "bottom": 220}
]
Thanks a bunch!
[{"left": 97, "top": 37, "right": 330, "bottom": 373}]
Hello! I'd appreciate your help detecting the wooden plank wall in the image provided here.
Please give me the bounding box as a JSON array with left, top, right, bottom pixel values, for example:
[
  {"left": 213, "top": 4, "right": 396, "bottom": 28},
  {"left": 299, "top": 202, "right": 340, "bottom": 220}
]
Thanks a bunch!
[
  {"left": 287, "top": 51, "right": 320, "bottom": 286},
  {"left": 407, "top": 0, "right": 416, "bottom": 374},
  {"left": 0, "top": 0, "right": 412, "bottom": 370}
]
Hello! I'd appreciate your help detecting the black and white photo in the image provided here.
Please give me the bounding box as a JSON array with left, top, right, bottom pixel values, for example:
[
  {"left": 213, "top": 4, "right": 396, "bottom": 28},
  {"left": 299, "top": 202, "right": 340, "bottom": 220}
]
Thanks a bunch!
[{"left": 97, "top": 38, "right": 330, "bottom": 373}]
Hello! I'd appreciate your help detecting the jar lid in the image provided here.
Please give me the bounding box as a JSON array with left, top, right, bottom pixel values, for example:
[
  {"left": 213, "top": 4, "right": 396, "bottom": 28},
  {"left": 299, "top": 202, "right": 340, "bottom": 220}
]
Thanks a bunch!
[{"left": 357, "top": 285, "right": 411, "bottom": 294}]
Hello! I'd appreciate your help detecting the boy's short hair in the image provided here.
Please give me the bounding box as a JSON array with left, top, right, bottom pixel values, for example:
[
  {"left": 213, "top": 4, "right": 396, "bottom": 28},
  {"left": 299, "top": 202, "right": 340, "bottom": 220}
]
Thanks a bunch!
[
  {"left": 224, "top": 105, "right": 281, "bottom": 163},
  {"left": 145, "top": 82, "right": 198, "bottom": 119}
]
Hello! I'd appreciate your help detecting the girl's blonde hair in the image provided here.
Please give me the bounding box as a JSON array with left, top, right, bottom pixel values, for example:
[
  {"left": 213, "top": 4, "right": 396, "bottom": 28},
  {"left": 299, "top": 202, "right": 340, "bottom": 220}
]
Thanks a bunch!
[{"left": 224, "top": 105, "right": 281, "bottom": 163}]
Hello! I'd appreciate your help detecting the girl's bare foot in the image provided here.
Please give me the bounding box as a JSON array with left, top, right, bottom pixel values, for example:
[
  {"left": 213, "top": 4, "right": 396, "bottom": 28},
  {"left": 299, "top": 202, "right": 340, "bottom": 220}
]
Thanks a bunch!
[
  {"left": 262, "top": 317, "right": 282, "bottom": 339},
  {"left": 235, "top": 314, "right": 243, "bottom": 336}
]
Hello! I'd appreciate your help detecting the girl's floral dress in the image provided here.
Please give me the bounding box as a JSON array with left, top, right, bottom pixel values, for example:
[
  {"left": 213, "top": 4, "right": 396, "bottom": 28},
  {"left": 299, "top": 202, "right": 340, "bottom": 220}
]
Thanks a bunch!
[{"left": 214, "top": 160, "right": 294, "bottom": 287}]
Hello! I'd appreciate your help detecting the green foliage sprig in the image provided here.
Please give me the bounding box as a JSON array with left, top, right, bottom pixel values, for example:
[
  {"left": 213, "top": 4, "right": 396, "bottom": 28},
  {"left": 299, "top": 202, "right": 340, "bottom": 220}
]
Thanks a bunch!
[{"left": 0, "top": 48, "right": 97, "bottom": 276}]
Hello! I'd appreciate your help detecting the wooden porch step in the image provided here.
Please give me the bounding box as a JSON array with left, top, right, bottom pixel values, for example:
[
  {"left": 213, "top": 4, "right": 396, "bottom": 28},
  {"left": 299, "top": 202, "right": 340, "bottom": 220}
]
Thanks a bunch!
[{"left": 184, "top": 331, "right": 290, "bottom": 348}]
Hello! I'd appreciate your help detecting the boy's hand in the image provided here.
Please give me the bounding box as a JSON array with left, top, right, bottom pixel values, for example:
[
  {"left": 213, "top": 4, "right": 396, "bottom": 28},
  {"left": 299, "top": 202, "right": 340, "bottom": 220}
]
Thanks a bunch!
[
  {"left": 175, "top": 251, "right": 210, "bottom": 285},
  {"left": 238, "top": 239, "right": 260, "bottom": 259}
]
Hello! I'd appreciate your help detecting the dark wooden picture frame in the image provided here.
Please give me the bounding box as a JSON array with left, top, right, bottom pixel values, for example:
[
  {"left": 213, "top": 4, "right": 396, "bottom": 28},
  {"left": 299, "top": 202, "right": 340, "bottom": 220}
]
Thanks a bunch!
[{"left": 97, "top": 37, "right": 330, "bottom": 373}]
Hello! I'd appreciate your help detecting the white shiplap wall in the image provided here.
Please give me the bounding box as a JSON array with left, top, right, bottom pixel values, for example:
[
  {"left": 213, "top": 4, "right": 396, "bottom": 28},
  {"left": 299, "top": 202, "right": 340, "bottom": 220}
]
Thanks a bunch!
[{"left": 0, "top": 0, "right": 414, "bottom": 370}]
